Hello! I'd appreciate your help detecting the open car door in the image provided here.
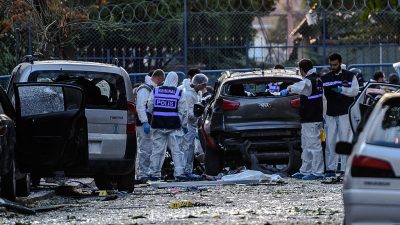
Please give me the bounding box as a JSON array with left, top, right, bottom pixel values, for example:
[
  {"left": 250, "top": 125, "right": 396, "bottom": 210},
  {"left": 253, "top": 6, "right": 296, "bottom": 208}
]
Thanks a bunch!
[
  {"left": 349, "top": 82, "right": 400, "bottom": 134},
  {"left": 14, "top": 82, "right": 88, "bottom": 173}
]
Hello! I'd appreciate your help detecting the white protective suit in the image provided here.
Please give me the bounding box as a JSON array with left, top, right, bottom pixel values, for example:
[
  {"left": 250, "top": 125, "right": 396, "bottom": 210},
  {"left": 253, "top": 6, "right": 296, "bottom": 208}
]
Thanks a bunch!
[
  {"left": 178, "top": 78, "right": 191, "bottom": 132},
  {"left": 287, "top": 68, "right": 324, "bottom": 176},
  {"left": 182, "top": 87, "right": 200, "bottom": 174},
  {"left": 147, "top": 72, "right": 186, "bottom": 178},
  {"left": 324, "top": 71, "right": 359, "bottom": 173},
  {"left": 136, "top": 75, "right": 157, "bottom": 180}
]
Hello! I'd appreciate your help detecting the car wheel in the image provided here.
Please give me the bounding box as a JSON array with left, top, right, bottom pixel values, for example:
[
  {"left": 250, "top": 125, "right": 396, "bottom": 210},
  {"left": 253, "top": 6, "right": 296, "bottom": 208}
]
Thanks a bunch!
[
  {"left": 205, "top": 147, "right": 224, "bottom": 176},
  {"left": 287, "top": 149, "right": 301, "bottom": 175},
  {"left": 16, "top": 173, "right": 30, "bottom": 197},
  {"left": 117, "top": 170, "right": 135, "bottom": 193},
  {"left": 94, "top": 175, "right": 113, "bottom": 190},
  {"left": 1, "top": 159, "right": 16, "bottom": 201}
]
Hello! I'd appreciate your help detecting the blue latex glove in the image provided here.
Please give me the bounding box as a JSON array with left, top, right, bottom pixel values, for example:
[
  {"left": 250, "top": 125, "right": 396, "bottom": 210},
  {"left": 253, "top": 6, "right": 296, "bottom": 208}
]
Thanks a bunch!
[
  {"left": 280, "top": 89, "right": 289, "bottom": 96},
  {"left": 143, "top": 122, "right": 150, "bottom": 134},
  {"left": 331, "top": 86, "right": 343, "bottom": 94}
]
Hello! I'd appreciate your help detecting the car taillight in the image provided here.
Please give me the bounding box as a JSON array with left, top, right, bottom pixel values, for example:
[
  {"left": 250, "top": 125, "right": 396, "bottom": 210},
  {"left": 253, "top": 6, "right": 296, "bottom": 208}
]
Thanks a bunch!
[
  {"left": 223, "top": 99, "right": 240, "bottom": 111},
  {"left": 290, "top": 98, "right": 300, "bottom": 108},
  {"left": 351, "top": 155, "right": 395, "bottom": 178},
  {"left": 127, "top": 102, "right": 136, "bottom": 135}
]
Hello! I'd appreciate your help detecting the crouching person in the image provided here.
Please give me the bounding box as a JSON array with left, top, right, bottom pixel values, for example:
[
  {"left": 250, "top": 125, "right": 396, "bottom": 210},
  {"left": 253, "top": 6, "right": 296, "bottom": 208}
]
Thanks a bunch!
[{"left": 147, "top": 72, "right": 186, "bottom": 181}]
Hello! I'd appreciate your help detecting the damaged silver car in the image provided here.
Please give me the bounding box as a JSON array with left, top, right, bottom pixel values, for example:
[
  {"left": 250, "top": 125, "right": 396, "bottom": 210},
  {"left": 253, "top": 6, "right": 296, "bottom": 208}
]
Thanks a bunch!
[{"left": 198, "top": 69, "right": 302, "bottom": 176}]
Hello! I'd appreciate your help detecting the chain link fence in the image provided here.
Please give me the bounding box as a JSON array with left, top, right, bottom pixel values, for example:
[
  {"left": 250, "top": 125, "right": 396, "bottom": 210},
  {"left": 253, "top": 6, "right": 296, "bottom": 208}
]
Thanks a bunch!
[{"left": 1, "top": 0, "right": 400, "bottom": 80}]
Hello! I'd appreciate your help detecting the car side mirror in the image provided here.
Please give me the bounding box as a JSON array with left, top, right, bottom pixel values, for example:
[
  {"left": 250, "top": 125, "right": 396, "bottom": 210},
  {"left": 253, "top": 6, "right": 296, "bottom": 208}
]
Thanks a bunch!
[{"left": 335, "top": 141, "right": 353, "bottom": 155}]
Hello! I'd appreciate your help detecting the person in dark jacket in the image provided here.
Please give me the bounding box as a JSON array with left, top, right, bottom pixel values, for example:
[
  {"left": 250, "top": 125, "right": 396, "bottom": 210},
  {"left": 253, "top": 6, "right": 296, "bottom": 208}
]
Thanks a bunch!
[
  {"left": 322, "top": 53, "right": 359, "bottom": 177},
  {"left": 280, "top": 59, "right": 324, "bottom": 180}
]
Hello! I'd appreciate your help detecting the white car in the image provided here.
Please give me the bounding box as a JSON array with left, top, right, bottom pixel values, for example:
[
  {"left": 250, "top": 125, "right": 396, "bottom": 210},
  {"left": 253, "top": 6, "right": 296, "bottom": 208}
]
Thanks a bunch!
[
  {"left": 9, "top": 59, "right": 136, "bottom": 192},
  {"left": 337, "top": 82, "right": 400, "bottom": 224}
]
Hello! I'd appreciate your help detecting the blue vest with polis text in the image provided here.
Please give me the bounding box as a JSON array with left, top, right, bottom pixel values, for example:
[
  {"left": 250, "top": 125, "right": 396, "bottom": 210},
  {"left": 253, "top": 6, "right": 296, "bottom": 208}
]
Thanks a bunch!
[
  {"left": 151, "top": 86, "right": 181, "bottom": 129},
  {"left": 322, "top": 70, "right": 356, "bottom": 116},
  {"left": 299, "top": 73, "right": 323, "bottom": 123}
]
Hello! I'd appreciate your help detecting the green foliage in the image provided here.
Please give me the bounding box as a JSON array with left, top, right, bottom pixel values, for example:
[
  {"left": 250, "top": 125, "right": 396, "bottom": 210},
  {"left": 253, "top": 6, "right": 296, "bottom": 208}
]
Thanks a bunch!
[{"left": 0, "top": 33, "right": 16, "bottom": 74}]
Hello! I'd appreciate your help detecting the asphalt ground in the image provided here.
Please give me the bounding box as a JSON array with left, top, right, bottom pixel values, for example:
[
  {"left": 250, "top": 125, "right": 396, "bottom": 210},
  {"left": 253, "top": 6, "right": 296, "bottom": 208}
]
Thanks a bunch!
[{"left": 0, "top": 178, "right": 343, "bottom": 225}]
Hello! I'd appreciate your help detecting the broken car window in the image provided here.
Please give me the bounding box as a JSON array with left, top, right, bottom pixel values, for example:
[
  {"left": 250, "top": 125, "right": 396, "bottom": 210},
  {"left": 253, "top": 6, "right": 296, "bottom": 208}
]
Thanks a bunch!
[{"left": 19, "top": 86, "right": 64, "bottom": 117}]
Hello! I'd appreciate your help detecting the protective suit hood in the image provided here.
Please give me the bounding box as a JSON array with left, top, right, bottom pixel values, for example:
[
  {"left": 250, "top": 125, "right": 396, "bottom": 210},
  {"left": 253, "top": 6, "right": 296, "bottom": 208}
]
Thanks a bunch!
[{"left": 164, "top": 72, "right": 178, "bottom": 87}]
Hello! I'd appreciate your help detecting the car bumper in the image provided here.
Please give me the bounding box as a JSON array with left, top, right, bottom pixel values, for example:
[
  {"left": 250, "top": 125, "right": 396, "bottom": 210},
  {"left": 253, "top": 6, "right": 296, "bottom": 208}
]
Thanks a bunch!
[
  {"left": 66, "top": 136, "right": 136, "bottom": 176},
  {"left": 344, "top": 188, "right": 400, "bottom": 224},
  {"left": 222, "top": 137, "right": 300, "bottom": 164},
  {"left": 65, "top": 158, "right": 135, "bottom": 176}
]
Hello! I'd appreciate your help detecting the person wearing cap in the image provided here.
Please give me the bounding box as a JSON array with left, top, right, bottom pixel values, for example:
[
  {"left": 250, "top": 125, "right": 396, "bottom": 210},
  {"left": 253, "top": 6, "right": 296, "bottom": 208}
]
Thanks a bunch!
[
  {"left": 181, "top": 73, "right": 209, "bottom": 180},
  {"left": 190, "top": 73, "right": 212, "bottom": 104},
  {"left": 147, "top": 71, "right": 186, "bottom": 181},
  {"left": 179, "top": 68, "right": 201, "bottom": 134},
  {"left": 135, "top": 69, "right": 165, "bottom": 183}
]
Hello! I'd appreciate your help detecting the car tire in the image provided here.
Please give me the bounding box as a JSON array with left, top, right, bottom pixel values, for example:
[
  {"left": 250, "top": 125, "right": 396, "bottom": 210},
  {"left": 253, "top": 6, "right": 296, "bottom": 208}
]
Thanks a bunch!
[
  {"left": 287, "top": 149, "right": 302, "bottom": 175},
  {"left": 117, "top": 170, "right": 135, "bottom": 193},
  {"left": 16, "top": 173, "right": 30, "bottom": 197},
  {"left": 1, "top": 159, "right": 16, "bottom": 201},
  {"left": 94, "top": 175, "right": 113, "bottom": 190},
  {"left": 205, "top": 147, "right": 224, "bottom": 176}
]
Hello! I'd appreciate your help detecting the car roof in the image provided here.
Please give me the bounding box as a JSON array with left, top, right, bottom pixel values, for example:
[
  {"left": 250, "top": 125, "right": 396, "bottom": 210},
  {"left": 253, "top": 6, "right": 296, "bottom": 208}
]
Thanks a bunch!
[
  {"left": 28, "top": 60, "right": 119, "bottom": 68},
  {"left": 220, "top": 69, "right": 302, "bottom": 82},
  {"left": 16, "top": 60, "right": 124, "bottom": 76}
]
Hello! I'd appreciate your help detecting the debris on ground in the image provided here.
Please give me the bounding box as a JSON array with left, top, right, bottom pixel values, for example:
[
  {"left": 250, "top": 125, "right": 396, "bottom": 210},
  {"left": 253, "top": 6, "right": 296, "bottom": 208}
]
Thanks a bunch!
[
  {"left": 321, "top": 176, "right": 343, "bottom": 184},
  {"left": 0, "top": 198, "right": 36, "bottom": 215},
  {"left": 169, "top": 201, "right": 214, "bottom": 209},
  {"left": 150, "top": 170, "right": 284, "bottom": 188}
]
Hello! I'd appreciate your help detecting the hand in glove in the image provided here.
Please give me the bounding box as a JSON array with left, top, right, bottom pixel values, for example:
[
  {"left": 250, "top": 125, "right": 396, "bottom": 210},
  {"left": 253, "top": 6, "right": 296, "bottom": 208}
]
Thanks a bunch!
[
  {"left": 143, "top": 122, "right": 150, "bottom": 134},
  {"left": 280, "top": 89, "right": 289, "bottom": 96},
  {"left": 331, "top": 86, "right": 343, "bottom": 94}
]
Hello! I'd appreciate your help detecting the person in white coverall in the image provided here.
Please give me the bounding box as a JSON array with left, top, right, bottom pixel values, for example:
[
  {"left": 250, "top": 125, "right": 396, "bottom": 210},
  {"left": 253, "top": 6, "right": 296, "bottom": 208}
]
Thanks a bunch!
[
  {"left": 321, "top": 53, "right": 358, "bottom": 177},
  {"left": 135, "top": 69, "right": 165, "bottom": 183},
  {"left": 147, "top": 72, "right": 187, "bottom": 181},
  {"left": 280, "top": 59, "right": 325, "bottom": 180},
  {"left": 179, "top": 68, "right": 200, "bottom": 134},
  {"left": 182, "top": 73, "right": 208, "bottom": 179}
]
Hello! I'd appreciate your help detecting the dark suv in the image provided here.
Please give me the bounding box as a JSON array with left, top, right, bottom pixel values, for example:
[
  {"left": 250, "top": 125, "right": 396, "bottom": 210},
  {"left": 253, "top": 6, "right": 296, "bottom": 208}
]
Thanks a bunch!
[{"left": 198, "top": 69, "right": 302, "bottom": 176}]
